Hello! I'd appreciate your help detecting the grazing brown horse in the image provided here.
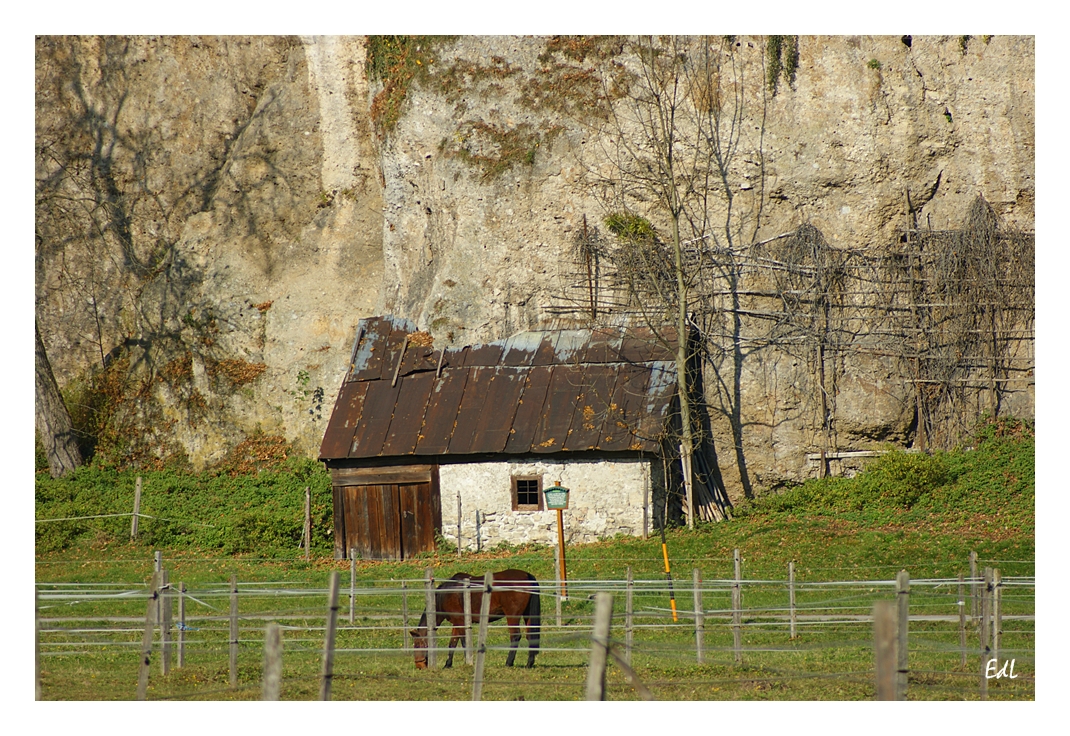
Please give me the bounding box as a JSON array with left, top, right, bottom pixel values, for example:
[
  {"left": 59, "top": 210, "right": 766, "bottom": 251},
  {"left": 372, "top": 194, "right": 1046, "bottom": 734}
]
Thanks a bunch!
[{"left": 410, "top": 569, "right": 541, "bottom": 669}]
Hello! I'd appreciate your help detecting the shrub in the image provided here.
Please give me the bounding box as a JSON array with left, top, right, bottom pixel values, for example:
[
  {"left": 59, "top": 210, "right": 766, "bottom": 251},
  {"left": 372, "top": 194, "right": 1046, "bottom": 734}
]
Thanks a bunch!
[{"left": 856, "top": 450, "right": 949, "bottom": 508}]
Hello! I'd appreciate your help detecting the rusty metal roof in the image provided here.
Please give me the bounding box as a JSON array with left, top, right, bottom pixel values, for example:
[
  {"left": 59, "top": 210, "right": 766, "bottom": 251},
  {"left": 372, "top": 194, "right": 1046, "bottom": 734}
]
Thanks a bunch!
[{"left": 319, "top": 315, "right": 679, "bottom": 461}]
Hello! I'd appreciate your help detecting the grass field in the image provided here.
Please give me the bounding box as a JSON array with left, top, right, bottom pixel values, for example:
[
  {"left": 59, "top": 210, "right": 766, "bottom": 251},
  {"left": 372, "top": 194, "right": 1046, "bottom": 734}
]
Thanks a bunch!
[{"left": 35, "top": 419, "right": 1035, "bottom": 701}]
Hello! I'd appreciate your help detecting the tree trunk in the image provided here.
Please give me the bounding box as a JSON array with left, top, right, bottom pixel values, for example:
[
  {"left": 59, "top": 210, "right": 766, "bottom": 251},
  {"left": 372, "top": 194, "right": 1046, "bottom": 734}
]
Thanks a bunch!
[{"left": 35, "top": 320, "right": 83, "bottom": 477}]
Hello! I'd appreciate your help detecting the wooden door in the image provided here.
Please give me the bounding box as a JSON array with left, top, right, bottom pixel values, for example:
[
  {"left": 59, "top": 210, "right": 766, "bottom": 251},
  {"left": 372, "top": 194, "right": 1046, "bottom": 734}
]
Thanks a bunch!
[{"left": 333, "top": 472, "right": 440, "bottom": 560}]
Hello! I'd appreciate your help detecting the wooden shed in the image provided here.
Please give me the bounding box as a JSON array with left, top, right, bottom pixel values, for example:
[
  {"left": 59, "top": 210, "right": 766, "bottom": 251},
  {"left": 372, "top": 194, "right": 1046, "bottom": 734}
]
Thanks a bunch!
[{"left": 318, "top": 315, "right": 700, "bottom": 560}]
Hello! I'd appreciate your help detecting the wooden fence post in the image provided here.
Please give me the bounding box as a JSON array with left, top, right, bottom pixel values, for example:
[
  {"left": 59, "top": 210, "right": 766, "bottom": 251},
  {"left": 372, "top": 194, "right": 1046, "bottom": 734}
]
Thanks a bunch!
[
  {"left": 262, "top": 622, "right": 283, "bottom": 701},
  {"left": 136, "top": 572, "right": 160, "bottom": 701},
  {"left": 472, "top": 571, "right": 493, "bottom": 701},
  {"left": 35, "top": 587, "right": 41, "bottom": 701},
  {"left": 131, "top": 476, "right": 142, "bottom": 541},
  {"left": 980, "top": 567, "right": 992, "bottom": 701},
  {"left": 457, "top": 492, "right": 462, "bottom": 557},
  {"left": 349, "top": 550, "right": 356, "bottom": 625},
  {"left": 178, "top": 582, "right": 186, "bottom": 668},
  {"left": 319, "top": 571, "right": 341, "bottom": 701},
  {"left": 229, "top": 575, "right": 239, "bottom": 688},
  {"left": 873, "top": 600, "right": 896, "bottom": 700},
  {"left": 402, "top": 581, "right": 409, "bottom": 652},
  {"left": 957, "top": 574, "right": 966, "bottom": 669},
  {"left": 732, "top": 549, "right": 742, "bottom": 664},
  {"left": 895, "top": 570, "right": 909, "bottom": 701},
  {"left": 789, "top": 561, "right": 797, "bottom": 640},
  {"left": 625, "top": 566, "right": 634, "bottom": 666},
  {"left": 585, "top": 591, "right": 614, "bottom": 700},
  {"left": 160, "top": 568, "right": 172, "bottom": 676},
  {"left": 969, "top": 551, "right": 979, "bottom": 622},
  {"left": 693, "top": 568, "right": 704, "bottom": 664},
  {"left": 475, "top": 510, "right": 482, "bottom": 553},
  {"left": 304, "top": 486, "right": 311, "bottom": 561},
  {"left": 463, "top": 582, "right": 474, "bottom": 665},
  {"left": 425, "top": 568, "right": 437, "bottom": 669},
  {"left": 993, "top": 568, "right": 1002, "bottom": 664}
]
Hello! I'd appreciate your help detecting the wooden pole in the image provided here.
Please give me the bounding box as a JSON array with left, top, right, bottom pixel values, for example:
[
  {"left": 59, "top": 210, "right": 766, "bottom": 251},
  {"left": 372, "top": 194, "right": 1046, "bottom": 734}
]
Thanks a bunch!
[
  {"left": 732, "top": 549, "right": 742, "bottom": 664},
  {"left": 304, "top": 486, "right": 311, "bottom": 561},
  {"left": 993, "top": 568, "right": 1002, "bottom": 664},
  {"left": 475, "top": 511, "right": 482, "bottom": 553},
  {"left": 873, "top": 600, "right": 896, "bottom": 701},
  {"left": 642, "top": 473, "right": 649, "bottom": 540},
  {"left": 788, "top": 561, "right": 797, "bottom": 640},
  {"left": 154, "top": 551, "right": 162, "bottom": 626},
  {"left": 160, "top": 568, "right": 172, "bottom": 676},
  {"left": 555, "top": 565, "right": 563, "bottom": 628},
  {"left": 425, "top": 568, "right": 437, "bottom": 669},
  {"left": 456, "top": 493, "right": 462, "bottom": 557},
  {"left": 463, "top": 582, "right": 474, "bottom": 665},
  {"left": 625, "top": 566, "right": 634, "bottom": 666},
  {"left": 229, "top": 575, "right": 239, "bottom": 688},
  {"left": 131, "top": 476, "right": 142, "bottom": 541},
  {"left": 980, "top": 567, "right": 992, "bottom": 701},
  {"left": 136, "top": 572, "right": 159, "bottom": 701},
  {"left": 401, "top": 581, "right": 409, "bottom": 653},
  {"left": 178, "top": 582, "right": 186, "bottom": 668},
  {"left": 319, "top": 571, "right": 341, "bottom": 701},
  {"left": 262, "top": 622, "right": 283, "bottom": 701},
  {"left": 585, "top": 591, "right": 614, "bottom": 700},
  {"left": 349, "top": 549, "right": 356, "bottom": 625},
  {"left": 472, "top": 571, "right": 493, "bottom": 701},
  {"left": 693, "top": 568, "right": 704, "bottom": 664},
  {"left": 895, "top": 570, "right": 909, "bottom": 701},
  {"left": 957, "top": 574, "right": 967, "bottom": 669},
  {"left": 969, "top": 551, "right": 979, "bottom": 622},
  {"left": 556, "top": 507, "right": 568, "bottom": 600},
  {"left": 35, "top": 587, "right": 41, "bottom": 701}
]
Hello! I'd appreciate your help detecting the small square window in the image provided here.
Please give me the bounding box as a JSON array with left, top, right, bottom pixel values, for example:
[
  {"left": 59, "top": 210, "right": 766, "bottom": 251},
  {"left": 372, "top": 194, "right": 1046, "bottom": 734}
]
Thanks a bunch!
[{"left": 511, "top": 475, "right": 544, "bottom": 511}]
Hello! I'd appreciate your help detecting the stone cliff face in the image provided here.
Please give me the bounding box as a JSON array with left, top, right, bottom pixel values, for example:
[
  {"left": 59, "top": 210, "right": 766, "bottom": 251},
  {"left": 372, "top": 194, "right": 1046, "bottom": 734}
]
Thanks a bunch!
[{"left": 35, "top": 35, "right": 1033, "bottom": 498}]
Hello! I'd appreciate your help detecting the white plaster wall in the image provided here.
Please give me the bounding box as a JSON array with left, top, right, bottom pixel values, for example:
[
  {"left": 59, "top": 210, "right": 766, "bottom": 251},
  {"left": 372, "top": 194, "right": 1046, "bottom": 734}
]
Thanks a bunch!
[{"left": 438, "top": 458, "right": 653, "bottom": 550}]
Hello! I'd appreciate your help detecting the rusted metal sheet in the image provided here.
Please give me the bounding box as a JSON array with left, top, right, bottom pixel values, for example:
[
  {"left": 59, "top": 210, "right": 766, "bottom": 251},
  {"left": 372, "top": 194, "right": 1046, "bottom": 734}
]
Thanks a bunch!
[
  {"left": 463, "top": 343, "right": 505, "bottom": 367},
  {"left": 530, "top": 364, "right": 586, "bottom": 453},
  {"left": 467, "top": 367, "right": 526, "bottom": 453},
  {"left": 414, "top": 368, "right": 469, "bottom": 455},
  {"left": 562, "top": 366, "right": 616, "bottom": 451},
  {"left": 348, "top": 379, "right": 402, "bottom": 457},
  {"left": 447, "top": 366, "right": 496, "bottom": 454},
  {"left": 600, "top": 363, "right": 656, "bottom": 452},
  {"left": 503, "top": 366, "right": 553, "bottom": 453},
  {"left": 380, "top": 371, "right": 436, "bottom": 456},
  {"left": 318, "top": 381, "right": 369, "bottom": 459},
  {"left": 321, "top": 315, "right": 680, "bottom": 461}
]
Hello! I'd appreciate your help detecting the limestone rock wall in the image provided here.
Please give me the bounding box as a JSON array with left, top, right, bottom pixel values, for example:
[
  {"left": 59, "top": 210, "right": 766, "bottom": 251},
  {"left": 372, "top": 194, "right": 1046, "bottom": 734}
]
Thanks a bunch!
[{"left": 35, "top": 35, "right": 1033, "bottom": 496}]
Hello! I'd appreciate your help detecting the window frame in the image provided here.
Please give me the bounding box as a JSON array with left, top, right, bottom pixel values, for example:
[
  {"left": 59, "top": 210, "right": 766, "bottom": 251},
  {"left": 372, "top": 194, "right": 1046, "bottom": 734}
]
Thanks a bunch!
[{"left": 510, "top": 474, "right": 544, "bottom": 511}]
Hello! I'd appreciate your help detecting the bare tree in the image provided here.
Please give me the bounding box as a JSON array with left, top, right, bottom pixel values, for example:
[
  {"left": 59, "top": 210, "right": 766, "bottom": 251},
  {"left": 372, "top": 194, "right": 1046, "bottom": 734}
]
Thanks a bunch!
[{"left": 35, "top": 320, "right": 84, "bottom": 477}]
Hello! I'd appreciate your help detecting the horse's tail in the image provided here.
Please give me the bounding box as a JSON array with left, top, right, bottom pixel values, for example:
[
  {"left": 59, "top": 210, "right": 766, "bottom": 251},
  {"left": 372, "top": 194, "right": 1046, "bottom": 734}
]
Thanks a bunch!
[{"left": 524, "top": 573, "right": 541, "bottom": 652}]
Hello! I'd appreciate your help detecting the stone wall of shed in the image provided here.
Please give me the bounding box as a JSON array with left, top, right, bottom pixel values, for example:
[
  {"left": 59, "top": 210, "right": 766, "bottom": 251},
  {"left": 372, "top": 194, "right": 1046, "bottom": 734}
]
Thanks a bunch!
[{"left": 438, "top": 457, "right": 656, "bottom": 550}]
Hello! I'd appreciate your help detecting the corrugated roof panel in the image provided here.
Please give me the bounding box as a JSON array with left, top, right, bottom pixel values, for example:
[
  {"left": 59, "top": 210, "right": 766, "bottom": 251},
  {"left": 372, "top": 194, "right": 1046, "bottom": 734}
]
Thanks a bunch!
[
  {"left": 318, "top": 381, "right": 370, "bottom": 459},
  {"left": 636, "top": 361, "right": 678, "bottom": 444},
  {"left": 463, "top": 343, "right": 505, "bottom": 367},
  {"left": 600, "top": 363, "right": 656, "bottom": 451},
  {"left": 580, "top": 329, "right": 625, "bottom": 363},
  {"left": 380, "top": 371, "right": 436, "bottom": 456},
  {"left": 467, "top": 367, "right": 526, "bottom": 453},
  {"left": 530, "top": 364, "right": 586, "bottom": 453},
  {"left": 349, "top": 317, "right": 391, "bottom": 381},
  {"left": 503, "top": 367, "right": 553, "bottom": 453},
  {"left": 348, "top": 379, "right": 403, "bottom": 457},
  {"left": 552, "top": 330, "right": 593, "bottom": 363},
  {"left": 397, "top": 344, "right": 438, "bottom": 378},
  {"left": 447, "top": 367, "right": 497, "bottom": 454},
  {"left": 413, "top": 368, "right": 469, "bottom": 455},
  {"left": 532, "top": 332, "right": 562, "bottom": 365},
  {"left": 561, "top": 367, "right": 616, "bottom": 451},
  {"left": 620, "top": 327, "right": 676, "bottom": 363},
  {"left": 500, "top": 332, "right": 545, "bottom": 366},
  {"left": 377, "top": 325, "right": 412, "bottom": 382}
]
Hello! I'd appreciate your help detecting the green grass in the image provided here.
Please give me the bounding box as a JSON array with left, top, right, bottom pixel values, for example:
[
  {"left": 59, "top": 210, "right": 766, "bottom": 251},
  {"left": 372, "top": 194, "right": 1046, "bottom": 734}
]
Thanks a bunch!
[{"left": 35, "top": 418, "right": 1034, "bottom": 700}]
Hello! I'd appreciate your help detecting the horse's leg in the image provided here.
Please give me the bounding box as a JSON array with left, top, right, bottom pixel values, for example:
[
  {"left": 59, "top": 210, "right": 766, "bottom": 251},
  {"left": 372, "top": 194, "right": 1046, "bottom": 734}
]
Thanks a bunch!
[
  {"left": 444, "top": 624, "right": 463, "bottom": 668},
  {"left": 504, "top": 616, "right": 521, "bottom": 667}
]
